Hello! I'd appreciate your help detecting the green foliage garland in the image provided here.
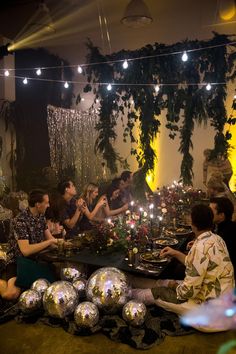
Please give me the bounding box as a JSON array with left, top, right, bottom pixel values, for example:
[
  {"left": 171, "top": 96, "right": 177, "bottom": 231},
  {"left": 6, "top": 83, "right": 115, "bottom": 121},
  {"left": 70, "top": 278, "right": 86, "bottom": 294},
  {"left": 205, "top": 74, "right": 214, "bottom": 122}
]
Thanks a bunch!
[{"left": 82, "top": 34, "right": 236, "bottom": 185}]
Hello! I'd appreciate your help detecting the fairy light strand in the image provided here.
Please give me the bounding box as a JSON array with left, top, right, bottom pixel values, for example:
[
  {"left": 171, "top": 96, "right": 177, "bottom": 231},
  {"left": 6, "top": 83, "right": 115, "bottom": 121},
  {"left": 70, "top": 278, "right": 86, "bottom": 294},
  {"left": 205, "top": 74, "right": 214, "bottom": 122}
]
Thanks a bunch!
[{"left": 1, "top": 40, "right": 236, "bottom": 72}]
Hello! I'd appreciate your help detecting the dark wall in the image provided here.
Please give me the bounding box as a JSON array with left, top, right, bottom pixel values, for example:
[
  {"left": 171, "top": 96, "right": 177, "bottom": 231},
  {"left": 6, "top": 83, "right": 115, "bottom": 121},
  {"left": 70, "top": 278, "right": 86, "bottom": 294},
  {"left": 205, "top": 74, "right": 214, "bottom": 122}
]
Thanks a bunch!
[{"left": 14, "top": 48, "right": 73, "bottom": 190}]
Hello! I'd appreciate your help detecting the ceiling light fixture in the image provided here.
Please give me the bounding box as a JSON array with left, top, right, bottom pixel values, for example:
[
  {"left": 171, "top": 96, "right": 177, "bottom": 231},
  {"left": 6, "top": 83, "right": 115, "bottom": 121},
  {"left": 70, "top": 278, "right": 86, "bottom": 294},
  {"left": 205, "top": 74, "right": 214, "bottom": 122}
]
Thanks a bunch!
[{"left": 121, "top": 0, "right": 153, "bottom": 28}]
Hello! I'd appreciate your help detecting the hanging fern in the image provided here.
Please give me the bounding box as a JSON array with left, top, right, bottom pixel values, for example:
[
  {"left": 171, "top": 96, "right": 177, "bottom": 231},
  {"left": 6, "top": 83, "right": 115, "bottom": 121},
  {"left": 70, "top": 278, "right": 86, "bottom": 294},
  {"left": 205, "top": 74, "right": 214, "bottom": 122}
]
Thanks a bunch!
[{"left": 82, "top": 34, "right": 236, "bottom": 185}]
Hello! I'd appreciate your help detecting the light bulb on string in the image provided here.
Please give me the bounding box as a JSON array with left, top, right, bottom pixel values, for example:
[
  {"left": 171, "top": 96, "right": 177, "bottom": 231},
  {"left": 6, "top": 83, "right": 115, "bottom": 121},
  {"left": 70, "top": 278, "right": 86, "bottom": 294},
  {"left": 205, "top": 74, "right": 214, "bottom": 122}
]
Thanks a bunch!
[
  {"left": 23, "top": 78, "right": 28, "bottom": 85},
  {"left": 4, "top": 70, "right": 10, "bottom": 77},
  {"left": 234, "top": 94, "right": 236, "bottom": 99},
  {"left": 107, "top": 83, "right": 112, "bottom": 91},
  {"left": 36, "top": 68, "right": 41, "bottom": 76},
  {"left": 77, "top": 65, "right": 83, "bottom": 74},
  {"left": 81, "top": 97, "right": 85, "bottom": 101},
  {"left": 181, "top": 51, "right": 188, "bottom": 62},
  {"left": 154, "top": 84, "right": 160, "bottom": 93},
  {"left": 96, "top": 98, "right": 100, "bottom": 103},
  {"left": 206, "top": 83, "right": 212, "bottom": 91},
  {"left": 64, "top": 81, "right": 69, "bottom": 88},
  {"left": 122, "top": 59, "right": 129, "bottom": 69}
]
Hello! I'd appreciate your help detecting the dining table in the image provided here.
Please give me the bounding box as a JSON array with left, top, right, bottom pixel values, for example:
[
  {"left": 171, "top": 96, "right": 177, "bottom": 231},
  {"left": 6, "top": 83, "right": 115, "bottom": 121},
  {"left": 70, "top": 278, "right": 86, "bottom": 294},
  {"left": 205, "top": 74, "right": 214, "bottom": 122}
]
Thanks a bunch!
[{"left": 39, "top": 231, "right": 192, "bottom": 280}]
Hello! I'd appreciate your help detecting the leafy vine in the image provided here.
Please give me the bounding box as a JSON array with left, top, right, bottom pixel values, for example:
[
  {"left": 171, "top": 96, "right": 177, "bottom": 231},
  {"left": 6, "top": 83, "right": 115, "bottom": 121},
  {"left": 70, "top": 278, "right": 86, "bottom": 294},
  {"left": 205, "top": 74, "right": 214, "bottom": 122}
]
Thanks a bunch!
[{"left": 82, "top": 34, "right": 236, "bottom": 185}]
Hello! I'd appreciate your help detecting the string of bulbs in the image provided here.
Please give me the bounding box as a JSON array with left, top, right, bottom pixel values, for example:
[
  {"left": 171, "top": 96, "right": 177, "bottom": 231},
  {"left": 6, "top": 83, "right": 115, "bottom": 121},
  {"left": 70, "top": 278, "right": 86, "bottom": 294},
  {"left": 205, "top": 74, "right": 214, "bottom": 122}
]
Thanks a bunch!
[{"left": 0, "top": 40, "right": 236, "bottom": 94}]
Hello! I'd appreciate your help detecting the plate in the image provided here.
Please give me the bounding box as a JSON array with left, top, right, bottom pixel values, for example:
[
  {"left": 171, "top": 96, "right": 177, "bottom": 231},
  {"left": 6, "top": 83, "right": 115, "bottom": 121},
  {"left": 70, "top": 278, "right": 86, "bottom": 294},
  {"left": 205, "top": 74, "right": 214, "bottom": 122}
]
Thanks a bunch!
[
  {"left": 154, "top": 238, "right": 178, "bottom": 246},
  {"left": 140, "top": 251, "right": 168, "bottom": 264},
  {"left": 165, "top": 228, "right": 191, "bottom": 236}
]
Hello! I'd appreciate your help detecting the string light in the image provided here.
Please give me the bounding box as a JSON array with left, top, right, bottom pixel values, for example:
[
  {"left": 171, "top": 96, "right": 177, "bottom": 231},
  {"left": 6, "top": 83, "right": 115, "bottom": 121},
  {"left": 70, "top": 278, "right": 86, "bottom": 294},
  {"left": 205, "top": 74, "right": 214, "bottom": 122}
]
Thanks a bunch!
[
  {"left": 206, "top": 83, "right": 212, "bottom": 91},
  {"left": 95, "top": 98, "right": 100, "bottom": 103},
  {"left": 77, "top": 65, "right": 83, "bottom": 74},
  {"left": 154, "top": 84, "right": 160, "bottom": 93},
  {"left": 81, "top": 97, "right": 85, "bottom": 101},
  {"left": 122, "top": 59, "right": 129, "bottom": 69},
  {"left": 36, "top": 68, "right": 41, "bottom": 76},
  {"left": 23, "top": 77, "right": 28, "bottom": 84},
  {"left": 64, "top": 81, "right": 69, "bottom": 88},
  {"left": 4, "top": 70, "right": 9, "bottom": 77},
  {"left": 181, "top": 51, "right": 188, "bottom": 62},
  {"left": 107, "top": 83, "right": 112, "bottom": 91},
  {"left": 234, "top": 94, "right": 236, "bottom": 99},
  {"left": 1, "top": 40, "right": 236, "bottom": 74}
]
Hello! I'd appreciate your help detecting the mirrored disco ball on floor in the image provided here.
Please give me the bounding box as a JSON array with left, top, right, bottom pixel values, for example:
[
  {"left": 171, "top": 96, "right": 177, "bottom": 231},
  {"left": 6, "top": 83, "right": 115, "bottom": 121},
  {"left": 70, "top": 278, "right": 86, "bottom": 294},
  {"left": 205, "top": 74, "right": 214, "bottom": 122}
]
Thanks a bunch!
[
  {"left": 86, "top": 267, "right": 129, "bottom": 314},
  {"left": 61, "top": 267, "right": 81, "bottom": 282},
  {"left": 31, "top": 278, "right": 50, "bottom": 296},
  {"left": 74, "top": 301, "right": 99, "bottom": 328},
  {"left": 43, "top": 281, "right": 78, "bottom": 318},
  {"left": 122, "top": 300, "right": 147, "bottom": 326},
  {"left": 19, "top": 289, "right": 42, "bottom": 314},
  {"left": 73, "top": 278, "right": 87, "bottom": 297}
]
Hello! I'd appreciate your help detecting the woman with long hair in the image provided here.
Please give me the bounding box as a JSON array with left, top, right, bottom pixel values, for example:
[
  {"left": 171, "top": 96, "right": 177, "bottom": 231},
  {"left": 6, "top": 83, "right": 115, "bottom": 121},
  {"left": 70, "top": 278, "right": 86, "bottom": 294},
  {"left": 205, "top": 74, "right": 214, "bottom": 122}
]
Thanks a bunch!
[{"left": 79, "top": 183, "right": 128, "bottom": 231}]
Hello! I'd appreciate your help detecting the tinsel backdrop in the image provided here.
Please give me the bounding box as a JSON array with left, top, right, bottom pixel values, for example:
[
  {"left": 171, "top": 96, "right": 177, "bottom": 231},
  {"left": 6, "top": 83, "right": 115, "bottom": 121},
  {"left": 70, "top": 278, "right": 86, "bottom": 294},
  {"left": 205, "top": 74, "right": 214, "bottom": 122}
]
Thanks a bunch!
[{"left": 47, "top": 105, "right": 108, "bottom": 187}]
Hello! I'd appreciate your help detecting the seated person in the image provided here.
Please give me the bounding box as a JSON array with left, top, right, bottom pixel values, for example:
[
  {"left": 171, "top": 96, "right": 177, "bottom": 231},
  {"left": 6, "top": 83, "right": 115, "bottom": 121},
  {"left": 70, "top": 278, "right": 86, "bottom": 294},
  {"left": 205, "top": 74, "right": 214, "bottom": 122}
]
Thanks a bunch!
[
  {"left": 207, "top": 172, "right": 236, "bottom": 220},
  {"left": 120, "top": 171, "right": 133, "bottom": 204},
  {"left": 132, "top": 204, "right": 234, "bottom": 331},
  {"left": 209, "top": 197, "right": 236, "bottom": 279},
  {"left": 79, "top": 183, "right": 128, "bottom": 231},
  {"left": 132, "top": 167, "right": 153, "bottom": 202},
  {"left": 106, "top": 183, "right": 128, "bottom": 212},
  {"left": 203, "top": 149, "right": 233, "bottom": 188},
  {"left": 108, "top": 177, "right": 126, "bottom": 209},
  {"left": 57, "top": 180, "right": 84, "bottom": 238},
  {"left": 0, "top": 190, "right": 58, "bottom": 301}
]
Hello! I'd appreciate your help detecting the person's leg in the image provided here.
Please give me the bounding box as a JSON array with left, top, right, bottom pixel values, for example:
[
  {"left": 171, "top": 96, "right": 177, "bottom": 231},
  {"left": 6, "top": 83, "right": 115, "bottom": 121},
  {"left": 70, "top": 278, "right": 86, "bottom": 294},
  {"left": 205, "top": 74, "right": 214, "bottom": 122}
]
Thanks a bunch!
[
  {"left": 2, "top": 277, "right": 21, "bottom": 301},
  {"left": 131, "top": 280, "right": 183, "bottom": 305},
  {"left": 0, "top": 279, "right": 8, "bottom": 297}
]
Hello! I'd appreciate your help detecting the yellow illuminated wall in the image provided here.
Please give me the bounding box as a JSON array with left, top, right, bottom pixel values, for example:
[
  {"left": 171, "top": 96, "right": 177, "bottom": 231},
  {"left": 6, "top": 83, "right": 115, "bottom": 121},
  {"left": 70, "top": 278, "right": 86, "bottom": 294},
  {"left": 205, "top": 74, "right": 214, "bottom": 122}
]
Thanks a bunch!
[{"left": 145, "top": 134, "right": 160, "bottom": 192}]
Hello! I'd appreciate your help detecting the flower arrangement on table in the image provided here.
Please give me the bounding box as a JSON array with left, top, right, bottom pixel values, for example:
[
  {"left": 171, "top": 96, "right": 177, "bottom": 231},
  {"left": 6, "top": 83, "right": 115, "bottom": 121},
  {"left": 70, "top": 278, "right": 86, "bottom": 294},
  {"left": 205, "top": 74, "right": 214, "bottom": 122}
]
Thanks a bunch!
[
  {"left": 155, "top": 182, "right": 206, "bottom": 223},
  {"left": 86, "top": 220, "right": 152, "bottom": 254},
  {"left": 87, "top": 223, "right": 131, "bottom": 253}
]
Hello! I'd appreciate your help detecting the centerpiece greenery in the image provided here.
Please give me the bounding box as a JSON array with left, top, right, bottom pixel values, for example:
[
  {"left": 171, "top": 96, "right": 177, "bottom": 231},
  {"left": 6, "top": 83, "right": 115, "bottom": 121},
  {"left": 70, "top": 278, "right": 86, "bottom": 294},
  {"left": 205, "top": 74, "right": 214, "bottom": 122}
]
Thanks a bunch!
[{"left": 82, "top": 33, "right": 236, "bottom": 185}]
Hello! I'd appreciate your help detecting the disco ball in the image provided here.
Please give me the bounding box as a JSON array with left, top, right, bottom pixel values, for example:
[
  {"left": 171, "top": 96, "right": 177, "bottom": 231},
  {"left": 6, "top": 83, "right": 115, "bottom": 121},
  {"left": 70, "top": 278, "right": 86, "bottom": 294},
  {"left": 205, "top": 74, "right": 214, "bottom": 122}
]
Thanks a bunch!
[
  {"left": 18, "top": 289, "right": 42, "bottom": 314},
  {"left": 43, "top": 281, "right": 78, "bottom": 318},
  {"left": 74, "top": 301, "right": 99, "bottom": 328},
  {"left": 122, "top": 300, "right": 147, "bottom": 326},
  {"left": 86, "top": 267, "right": 129, "bottom": 314},
  {"left": 72, "top": 278, "right": 87, "bottom": 297},
  {"left": 61, "top": 267, "right": 81, "bottom": 282},
  {"left": 31, "top": 278, "right": 50, "bottom": 296}
]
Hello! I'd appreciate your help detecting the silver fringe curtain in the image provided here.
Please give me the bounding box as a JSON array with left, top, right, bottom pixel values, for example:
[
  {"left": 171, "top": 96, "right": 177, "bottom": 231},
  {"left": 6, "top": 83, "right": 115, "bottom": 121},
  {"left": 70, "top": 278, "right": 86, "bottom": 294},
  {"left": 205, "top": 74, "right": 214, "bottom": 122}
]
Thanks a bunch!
[{"left": 47, "top": 105, "right": 108, "bottom": 187}]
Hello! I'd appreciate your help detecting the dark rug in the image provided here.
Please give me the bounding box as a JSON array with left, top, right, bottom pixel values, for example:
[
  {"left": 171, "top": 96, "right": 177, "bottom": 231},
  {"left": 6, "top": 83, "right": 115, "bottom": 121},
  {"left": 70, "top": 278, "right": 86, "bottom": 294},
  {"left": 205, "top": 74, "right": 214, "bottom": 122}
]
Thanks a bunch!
[{"left": 0, "top": 303, "right": 194, "bottom": 350}]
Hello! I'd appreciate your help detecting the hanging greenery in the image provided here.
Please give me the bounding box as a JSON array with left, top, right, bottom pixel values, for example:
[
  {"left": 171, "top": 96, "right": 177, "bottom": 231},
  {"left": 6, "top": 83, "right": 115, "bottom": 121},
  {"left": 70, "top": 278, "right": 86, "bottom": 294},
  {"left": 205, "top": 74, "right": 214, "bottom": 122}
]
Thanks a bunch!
[{"left": 82, "top": 33, "right": 236, "bottom": 185}]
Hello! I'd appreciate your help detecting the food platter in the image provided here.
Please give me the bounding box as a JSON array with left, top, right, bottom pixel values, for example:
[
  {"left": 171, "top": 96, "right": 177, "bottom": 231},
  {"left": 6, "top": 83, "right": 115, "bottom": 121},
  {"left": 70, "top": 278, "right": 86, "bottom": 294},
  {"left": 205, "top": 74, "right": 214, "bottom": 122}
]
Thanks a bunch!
[
  {"left": 153, "top": 237, "right": 178, "bottom": 246},
  {"left": 165, "top": 227, "right": 191, "bottom": 236},
  {"left": 140, "top": 251, "right": 168, "bottom": 264}
]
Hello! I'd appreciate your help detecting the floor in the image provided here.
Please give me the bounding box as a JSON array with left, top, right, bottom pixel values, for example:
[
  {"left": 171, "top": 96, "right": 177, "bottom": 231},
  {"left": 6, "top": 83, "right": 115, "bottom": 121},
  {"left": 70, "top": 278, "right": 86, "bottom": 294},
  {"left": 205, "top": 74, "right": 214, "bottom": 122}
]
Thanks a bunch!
[{"left": 1, "top": 320, "right": 236, "bottom": 354}]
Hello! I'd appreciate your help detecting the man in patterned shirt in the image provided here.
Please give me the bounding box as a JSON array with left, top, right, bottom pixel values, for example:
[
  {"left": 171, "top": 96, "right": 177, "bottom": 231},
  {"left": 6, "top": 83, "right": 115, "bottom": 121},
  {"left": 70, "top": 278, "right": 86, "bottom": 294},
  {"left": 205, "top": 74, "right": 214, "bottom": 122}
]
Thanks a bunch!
[
  {"left": 0, "top": 190, "right": 58, "bottom": 301},
  {"left": 132, "top": 204, "right": 234, "bottom": 325}
]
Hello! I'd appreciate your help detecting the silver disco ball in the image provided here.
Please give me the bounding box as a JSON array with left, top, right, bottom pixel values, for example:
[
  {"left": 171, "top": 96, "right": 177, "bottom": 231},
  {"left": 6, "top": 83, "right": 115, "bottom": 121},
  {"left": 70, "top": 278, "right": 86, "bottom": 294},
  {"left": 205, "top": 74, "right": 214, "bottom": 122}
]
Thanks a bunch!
[
  {"left": 18, "top": 289, "right": 42, "bottom": 314},
  {"left": 74, "top": 301, "right": 99, "bottom": 328},
  {"left": 122, "top": 300, "right": 147, "bottom": 326},
  {"left": 72, "top": 278, "right": 87, "bottom": 297},
  {"left": 43, "top": 281, "right": 78, "bottom": 318},
  {"left": 61, "top": 267, "right": 81, "bottom": 282},
  {"left": 86, "top": 267, "right": 129, "bottom": 314},
  {"left": 31, "top": 278, "right": 50, "bottom": 296}
]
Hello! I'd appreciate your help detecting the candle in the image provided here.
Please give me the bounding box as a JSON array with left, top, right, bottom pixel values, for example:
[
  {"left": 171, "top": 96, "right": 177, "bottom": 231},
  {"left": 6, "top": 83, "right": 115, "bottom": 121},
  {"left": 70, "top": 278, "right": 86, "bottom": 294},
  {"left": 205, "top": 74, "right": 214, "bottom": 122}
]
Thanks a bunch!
[
  {"left": 139, "top": 207, "right": 143, "bottom": 225},
  {"left": 150, "top": 213, "right": 154, "bottom": 236},
  {"left": 130, "top": 223, "right": 135, "bottom": 240}
]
